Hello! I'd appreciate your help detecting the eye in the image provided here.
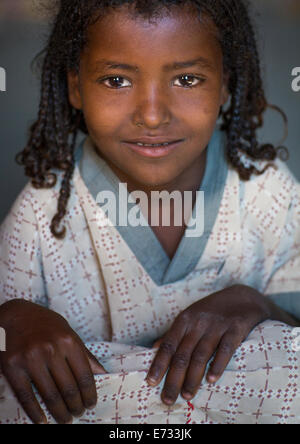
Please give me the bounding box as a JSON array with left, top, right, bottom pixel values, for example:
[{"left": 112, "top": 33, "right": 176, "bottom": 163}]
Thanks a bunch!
[
  {"left": 174, "top": 75, "right": 205, "bottom": 88},
  {"left": 100, "top": 76, "right": 131, "bottom": 88}
]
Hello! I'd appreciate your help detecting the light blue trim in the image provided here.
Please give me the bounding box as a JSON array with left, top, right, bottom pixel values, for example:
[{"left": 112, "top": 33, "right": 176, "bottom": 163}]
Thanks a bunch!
[
  {"left": 267, "top": 292, "right": 300, "bottom": 321},
  {"left": 162, "top": 129, "right": 228, "bottom": 284},
  {"left": 75, "top": 128, "right": 229, "bottom": 286}
]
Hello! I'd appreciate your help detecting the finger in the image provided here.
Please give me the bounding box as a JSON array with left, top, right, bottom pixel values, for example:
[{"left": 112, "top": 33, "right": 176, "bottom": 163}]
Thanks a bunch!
[
  {"left": 2, "top": 366, "right": 47, "bottom": 424},
  {"left": 48, "top": 358, "right": 85, "bottom": 418},
  {"left": 66, "top": 346, "right": 98, "bottom": 410},
  {"left": 160, "top": 333, "right": 198, "bottom": 405},
  {"left": 146, "top": 321, "right": 186, "bottom": 387},
  {"left": 85, "top": 347, "right": 108, "bottom": 375},
  {"left": 181, "top": 333, "right": 221, "bottom": 400},
  {"left": 29, "top": 364, "right": 73, "bottom": 424},
  {"left": 206, "top": 331, "right": 242, "bottom": 384}
]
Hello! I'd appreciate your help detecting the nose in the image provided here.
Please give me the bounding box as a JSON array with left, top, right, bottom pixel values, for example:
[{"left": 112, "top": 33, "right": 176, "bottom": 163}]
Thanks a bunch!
[{"left": 132, "top": 82, "right": 171, "bottom": 129}]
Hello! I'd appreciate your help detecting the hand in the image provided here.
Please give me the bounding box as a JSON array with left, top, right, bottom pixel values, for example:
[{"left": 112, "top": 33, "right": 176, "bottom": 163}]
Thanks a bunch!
[
  {"left": 0, "top": 299, "right": 107, "bottom": 424},
  {"left": 146, "top": 285, "right": 270, "bottom": 405}
]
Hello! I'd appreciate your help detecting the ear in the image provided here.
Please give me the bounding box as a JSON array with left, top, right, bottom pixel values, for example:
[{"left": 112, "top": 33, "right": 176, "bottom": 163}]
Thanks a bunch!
[
  {"left": 221, "top": 70, "right": 230, "bottom": 106},
  {"left": 67, "top": 71, "right": 83, "bottom": 110}
]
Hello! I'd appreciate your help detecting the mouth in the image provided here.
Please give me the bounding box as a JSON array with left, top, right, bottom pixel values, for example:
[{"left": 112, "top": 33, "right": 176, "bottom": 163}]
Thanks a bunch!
[{"left": 122, "top": 139, "right": 184, "bottom": 158}]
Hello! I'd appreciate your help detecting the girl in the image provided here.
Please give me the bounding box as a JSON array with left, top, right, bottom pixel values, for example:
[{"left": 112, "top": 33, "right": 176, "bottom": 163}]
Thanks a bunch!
[{"left": 0, "top": 0, "right": 300, "bottom": 425}]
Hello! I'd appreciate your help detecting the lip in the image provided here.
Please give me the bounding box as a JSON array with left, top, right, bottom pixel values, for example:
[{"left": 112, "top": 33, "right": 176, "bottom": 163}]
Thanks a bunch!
[
  {"left": 123, "top": 140, "right": 184, "bottom": 158},
  {"left": 125, "top": 137, "right": 182, "bottom": 144}
]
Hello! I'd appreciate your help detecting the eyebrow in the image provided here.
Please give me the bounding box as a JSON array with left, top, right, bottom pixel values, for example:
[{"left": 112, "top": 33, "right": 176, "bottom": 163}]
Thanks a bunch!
[{"left": 92, "top": 57, "right": 216, "bottom": 73}]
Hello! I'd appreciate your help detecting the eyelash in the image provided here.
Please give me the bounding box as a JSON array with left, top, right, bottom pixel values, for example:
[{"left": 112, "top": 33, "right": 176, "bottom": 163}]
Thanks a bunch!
[{"left": 98, "top": 74, "right": 206, "bottom": 89}]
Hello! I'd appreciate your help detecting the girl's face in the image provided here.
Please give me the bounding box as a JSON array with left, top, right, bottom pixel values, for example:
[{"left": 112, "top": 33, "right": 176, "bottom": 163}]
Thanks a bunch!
[{"left": 68, "top": 5, "right": 228, "bottom": 190}]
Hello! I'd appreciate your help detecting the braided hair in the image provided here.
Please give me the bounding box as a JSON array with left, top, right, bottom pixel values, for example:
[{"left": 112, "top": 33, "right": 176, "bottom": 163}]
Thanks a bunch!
[{"left": 16, "top": 0, "right": 289, "bottom": 239}]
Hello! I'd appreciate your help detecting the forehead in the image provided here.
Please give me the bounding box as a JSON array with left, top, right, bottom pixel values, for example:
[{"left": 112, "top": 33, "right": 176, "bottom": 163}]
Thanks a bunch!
[{"left": 83, "top": 4, "right": 222, "bottom": 68}]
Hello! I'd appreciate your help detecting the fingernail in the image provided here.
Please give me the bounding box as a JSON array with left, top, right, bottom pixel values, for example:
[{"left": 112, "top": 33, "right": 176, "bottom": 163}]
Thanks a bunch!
[
  {"left": 207, "top": 374, "right": 218, "bottom": 383},
  {"left": 73, "top": 411, "right": 85, "bottom": 418},
  {"left": 146, "top": 370, "right": 159, "bottom": 384},
  {"left": 87, "top": 404, "right": 97, "bottom": 411},
  {"left": 182, "top": 391, "right": 193, "bottom": 400},
  {"left": 163, "top": 397, "right": 174, "bottom": 405},
  {"left": 147, "top": 377, "right": 158, "bottom": 386}
]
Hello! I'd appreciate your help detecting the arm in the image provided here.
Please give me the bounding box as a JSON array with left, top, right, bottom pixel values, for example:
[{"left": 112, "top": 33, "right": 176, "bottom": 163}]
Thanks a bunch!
[{"left": 232, "top": 284, "right": 300, "bottom": 327}]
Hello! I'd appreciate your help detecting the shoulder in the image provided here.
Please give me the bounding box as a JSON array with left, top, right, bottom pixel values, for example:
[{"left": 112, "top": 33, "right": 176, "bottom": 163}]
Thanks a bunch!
[
  {"left": 234, "top": 155, "right": 300, "bottom": 236},
  {"left": 240, "top": 155, "right": 299, "bottom": 208},
  {"left": 0, "top": 168, "right": 80, "bottom": 233}
]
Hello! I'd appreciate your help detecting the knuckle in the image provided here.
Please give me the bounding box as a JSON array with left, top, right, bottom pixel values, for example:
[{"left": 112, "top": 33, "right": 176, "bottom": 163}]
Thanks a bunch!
[
  {"left": 194, "top": 312, "right": 214, "bottom": 331},
  {"left": 24, "top": 342, "right": 57, "bottom": 361},
  {"left": 218, "top": 342, "right": 233, "bottom": 355},
  {"left": 2, "top": 353, "right": 22, "bottom": 370},
  {"left": 177, "top": 310, "right": 190, "bottom": 324},
  {"left": 61, "top": 385, "right": 79, "bottom": 401},
  {"left": 42, "top": 341, "right": 58, "bottom": 359},
  {"left": 171, "top": 353, "right": 190, "bottom": 369},
  {"left": 57, "top": 334, "right": 77, "bottom": 349},
  {"left": 231, "top": 318, "right": 246, "bottom": 334},
  {"left": 195, "top": 319, "right": 204, "bottom": 331},
  {"left": 43, "top": 390, "right": 61, "bottom": 407},
  {"left": 17, "top": 389, "right": 36, "bottom": 406},
  {"left": 191, "top": 351, "right": 208, "bottom": 367},
  {"left": 159, "top": 342, "right": 177, "bottom": 356},
  {"left": 164, "top": 383, "right": 178, "bottom": 399},
  {"left": 77, "top": 373, "right": 94, "bottom": 390},
  {"left": 24, "top": 345, "right": 46, "bottom": 362}
]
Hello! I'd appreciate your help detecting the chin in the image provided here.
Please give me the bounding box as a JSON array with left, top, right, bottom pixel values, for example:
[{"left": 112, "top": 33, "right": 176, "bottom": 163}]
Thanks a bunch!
[
  {"left": 132, "top": 166, "right": 180, "bottom": 187},
  {"left": 133, "top": 174, "right": 174, "bottom": 189}
]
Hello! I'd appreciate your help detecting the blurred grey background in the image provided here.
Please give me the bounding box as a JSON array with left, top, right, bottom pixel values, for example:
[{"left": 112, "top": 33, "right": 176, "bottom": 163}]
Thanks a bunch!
[{"left": 0, "top": 0, "right": 300, "bottom": 224}]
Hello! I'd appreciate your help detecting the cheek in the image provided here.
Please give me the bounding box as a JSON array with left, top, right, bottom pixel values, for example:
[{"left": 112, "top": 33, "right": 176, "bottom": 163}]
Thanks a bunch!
[
  {"left": 178, "top": 81, "right": 223, "bottom": 113},
  {"left": 84, "top": 103, "right": 116, "bottom": 132},
  {"left": 81, "top": 85, "right": 128, "bottom": 132},
  {"left": 178, "top": 92, "right": 221, "bottom": 130}
]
